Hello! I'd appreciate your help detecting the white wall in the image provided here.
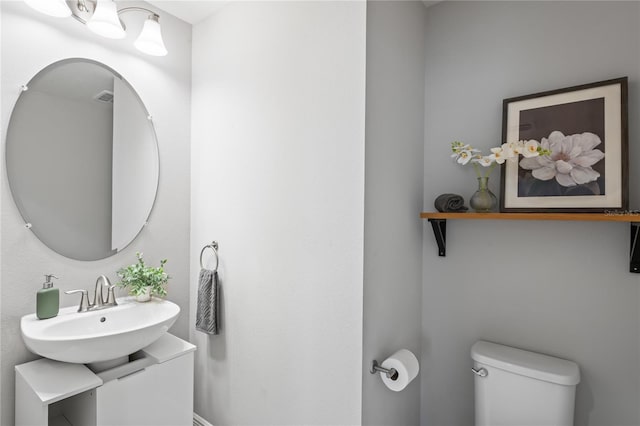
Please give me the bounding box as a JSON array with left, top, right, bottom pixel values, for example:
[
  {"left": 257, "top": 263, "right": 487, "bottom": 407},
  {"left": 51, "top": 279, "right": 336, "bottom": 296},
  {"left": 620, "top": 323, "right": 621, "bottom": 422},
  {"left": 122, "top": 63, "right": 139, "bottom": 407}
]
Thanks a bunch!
[
  {"left": 0, "top": 2, "right": 191, "bottom": 424},
  {"left": 112, "top": 76, "right": 159, "bottom": 252},
  {"left": 422, "top": 2, "right": 640, "bottom": 425},
  {"left": 190, "top": 2, "right": 366, "bottom": 424},
  {"left": 362, "top": 1, "right": 425, "bottom": 425}
]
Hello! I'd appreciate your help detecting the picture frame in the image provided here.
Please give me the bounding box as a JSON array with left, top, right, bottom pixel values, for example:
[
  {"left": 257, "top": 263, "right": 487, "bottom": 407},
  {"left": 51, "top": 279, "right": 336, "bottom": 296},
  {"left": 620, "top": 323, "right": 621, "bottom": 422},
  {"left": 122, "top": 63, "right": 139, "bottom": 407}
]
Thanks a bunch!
[{"left": 500, "top": 77, "right": 628, "bottom": 213}]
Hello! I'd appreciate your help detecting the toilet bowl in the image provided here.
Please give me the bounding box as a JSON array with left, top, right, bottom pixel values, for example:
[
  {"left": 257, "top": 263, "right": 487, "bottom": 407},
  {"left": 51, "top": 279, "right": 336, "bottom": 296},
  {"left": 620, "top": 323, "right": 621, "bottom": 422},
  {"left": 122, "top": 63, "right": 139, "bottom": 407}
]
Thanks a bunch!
[{"left": 471, "top": 340, "right": 580, "bottom": 426}]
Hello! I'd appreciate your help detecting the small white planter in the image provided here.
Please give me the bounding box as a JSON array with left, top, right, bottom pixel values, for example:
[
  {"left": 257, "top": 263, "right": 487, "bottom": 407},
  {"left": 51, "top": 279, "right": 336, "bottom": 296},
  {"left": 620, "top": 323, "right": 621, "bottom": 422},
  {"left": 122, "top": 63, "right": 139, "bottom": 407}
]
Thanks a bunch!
[{"left": 136, "top": 287, "right": 152, "bottom": 302}]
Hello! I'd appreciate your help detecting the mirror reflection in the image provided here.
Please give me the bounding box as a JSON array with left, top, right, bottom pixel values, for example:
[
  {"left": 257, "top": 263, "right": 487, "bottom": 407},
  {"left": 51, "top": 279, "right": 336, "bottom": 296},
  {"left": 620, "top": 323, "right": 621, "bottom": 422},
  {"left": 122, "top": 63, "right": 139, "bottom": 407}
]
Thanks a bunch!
[{"left": 6, "top": 59, "right": 159, "bottom": 261}]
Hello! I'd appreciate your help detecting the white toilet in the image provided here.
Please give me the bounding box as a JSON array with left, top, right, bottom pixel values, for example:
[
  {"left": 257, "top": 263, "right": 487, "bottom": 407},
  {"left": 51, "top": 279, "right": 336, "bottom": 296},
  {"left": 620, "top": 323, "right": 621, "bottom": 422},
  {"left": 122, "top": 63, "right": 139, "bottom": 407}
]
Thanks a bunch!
[{"left": 471, "top": 340, "right": 580, "bottom": 426}]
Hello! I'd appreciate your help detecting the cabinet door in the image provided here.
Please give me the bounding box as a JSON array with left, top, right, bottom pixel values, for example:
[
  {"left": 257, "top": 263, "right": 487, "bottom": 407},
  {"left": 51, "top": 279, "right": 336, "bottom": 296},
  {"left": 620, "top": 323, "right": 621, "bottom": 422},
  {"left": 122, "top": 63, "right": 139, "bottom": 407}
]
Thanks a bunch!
[{"left": 96, "top": 353, "right": 193, "bottom": 426}]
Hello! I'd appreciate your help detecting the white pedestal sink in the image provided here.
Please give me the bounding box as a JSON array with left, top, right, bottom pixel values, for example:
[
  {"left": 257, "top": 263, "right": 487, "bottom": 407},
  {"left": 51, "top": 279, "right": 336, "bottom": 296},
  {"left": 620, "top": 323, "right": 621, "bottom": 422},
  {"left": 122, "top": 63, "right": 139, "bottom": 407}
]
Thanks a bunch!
[{"left": 20, "top": 297, "right": 180, "bottom": 364}]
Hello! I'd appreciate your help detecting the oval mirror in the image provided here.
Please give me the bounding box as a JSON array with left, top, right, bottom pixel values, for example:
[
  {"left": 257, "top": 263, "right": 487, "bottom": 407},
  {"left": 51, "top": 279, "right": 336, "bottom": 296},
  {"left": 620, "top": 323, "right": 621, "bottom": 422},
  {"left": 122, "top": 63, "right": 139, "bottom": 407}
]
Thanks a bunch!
[{"left": 6, "top": 59, "right": 159, "bottom": 261}]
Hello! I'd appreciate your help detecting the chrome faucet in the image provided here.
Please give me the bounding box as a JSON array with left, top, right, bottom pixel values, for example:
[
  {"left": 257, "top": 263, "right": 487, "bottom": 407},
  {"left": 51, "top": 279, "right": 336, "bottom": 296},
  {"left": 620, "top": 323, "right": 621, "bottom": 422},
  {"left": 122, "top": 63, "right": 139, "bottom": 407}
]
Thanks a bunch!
[
  {"left": 65, "top": 275, "right": 118, "bottom": 313},
  {"left": 94, "top": 275, "right": 117, "bottom": 307}
]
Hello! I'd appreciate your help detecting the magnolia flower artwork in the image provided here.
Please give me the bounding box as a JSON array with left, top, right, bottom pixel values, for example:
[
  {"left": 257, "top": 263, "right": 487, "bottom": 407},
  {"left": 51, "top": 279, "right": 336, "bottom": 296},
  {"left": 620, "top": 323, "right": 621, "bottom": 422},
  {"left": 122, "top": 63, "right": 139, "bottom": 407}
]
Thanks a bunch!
[
  {"left": 517, "top": 131, "right": 605, "bottom": 197},
  {"left": 520, "top": 131, "right": 605, "bottom": 185},
  {"left": 500, "top": 78, "right": 626, "bottom": 211}
]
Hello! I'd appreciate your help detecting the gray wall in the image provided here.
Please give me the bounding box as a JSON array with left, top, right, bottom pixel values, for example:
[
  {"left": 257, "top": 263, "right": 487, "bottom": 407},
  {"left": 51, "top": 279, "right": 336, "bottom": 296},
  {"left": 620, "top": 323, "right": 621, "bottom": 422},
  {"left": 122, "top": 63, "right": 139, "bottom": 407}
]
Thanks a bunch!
[
  {"left": 7, "top": 90, "right": 113, "bottom": 259},
  {"left": 362, "top": 1, "right": 426, "bottom": 425},
  {"left": 0, "top": 2, "right": 192, "bottom": 424},
  {"left": 422, "top": 2, "right": 640, "bottom": 425}
]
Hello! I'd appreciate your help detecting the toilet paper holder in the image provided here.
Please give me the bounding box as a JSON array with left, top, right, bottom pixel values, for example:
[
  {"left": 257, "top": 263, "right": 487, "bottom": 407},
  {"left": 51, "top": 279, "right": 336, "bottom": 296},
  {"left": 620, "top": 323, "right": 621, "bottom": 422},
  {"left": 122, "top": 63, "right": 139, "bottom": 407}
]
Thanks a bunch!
[{"left": 370, "top": 360, "right": 399, "bottom": 381}]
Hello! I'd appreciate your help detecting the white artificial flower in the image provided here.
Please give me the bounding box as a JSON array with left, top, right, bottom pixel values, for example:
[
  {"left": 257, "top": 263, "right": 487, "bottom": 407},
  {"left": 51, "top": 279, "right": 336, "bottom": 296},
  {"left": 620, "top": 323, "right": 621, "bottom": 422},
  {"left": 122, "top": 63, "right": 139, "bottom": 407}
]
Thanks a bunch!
[
  {"left": 451, "top": 144, "right": 479, "bottom": 164},
  {"left": 519, "top": 131, "right": 604, "bottom": 187},
  {"left": 472, "top": 156, "right": 494, "bottom": 167},
  {"left": 500, "top": 143, "right": 514, "bottom": 159},
  {"left": 522, "top": 140, "right": 541, "bottom": 158},
  {"left": 456, "top": 150, "right": 474, "bottom": 165},
  {"left": 503, "top": 141, "right": 524, "bottom": 157},
  {"left": 451, "top": 143, "right": 473, "bottom": 154},
  {"left": 513, "top": 140, "right": 525, "bottom": 155},
  {"left": 489, "top": 147, "right": 507, "bottom": 164}
]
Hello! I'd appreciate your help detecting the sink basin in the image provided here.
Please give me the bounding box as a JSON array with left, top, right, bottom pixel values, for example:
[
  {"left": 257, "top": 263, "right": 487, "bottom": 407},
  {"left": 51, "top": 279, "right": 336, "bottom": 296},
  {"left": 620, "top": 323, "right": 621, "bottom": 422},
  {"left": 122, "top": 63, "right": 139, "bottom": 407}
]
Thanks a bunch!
[{"left": 21, "top": 297, "right": 180, "bottom": 364}]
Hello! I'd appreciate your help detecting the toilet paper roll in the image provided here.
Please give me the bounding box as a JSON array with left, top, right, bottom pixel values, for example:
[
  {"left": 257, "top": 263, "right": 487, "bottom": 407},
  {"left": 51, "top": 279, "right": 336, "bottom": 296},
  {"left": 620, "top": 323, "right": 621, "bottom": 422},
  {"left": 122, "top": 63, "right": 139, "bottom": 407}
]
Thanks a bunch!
[{"left": 380, "top": 349, "right": 420, "bottom": 392}]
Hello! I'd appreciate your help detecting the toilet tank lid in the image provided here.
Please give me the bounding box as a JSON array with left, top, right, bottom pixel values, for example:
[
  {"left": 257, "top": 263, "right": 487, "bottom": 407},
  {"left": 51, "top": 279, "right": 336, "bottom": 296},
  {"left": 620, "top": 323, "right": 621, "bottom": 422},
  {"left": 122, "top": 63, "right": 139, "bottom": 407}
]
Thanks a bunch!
[{"left": 471, "top": 341, "right": 580, "bottom": 386}]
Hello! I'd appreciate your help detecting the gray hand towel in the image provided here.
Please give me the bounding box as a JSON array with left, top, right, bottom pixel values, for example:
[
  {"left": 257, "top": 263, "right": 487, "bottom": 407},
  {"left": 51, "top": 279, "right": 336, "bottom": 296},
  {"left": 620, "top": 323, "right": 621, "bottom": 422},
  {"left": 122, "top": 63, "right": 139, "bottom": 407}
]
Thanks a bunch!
[
  {"left": 196, "top": 268, "right": 219, "bottom": 335},
  {"left": 434, "top": 193, "right": 468, "bottom": 212}
]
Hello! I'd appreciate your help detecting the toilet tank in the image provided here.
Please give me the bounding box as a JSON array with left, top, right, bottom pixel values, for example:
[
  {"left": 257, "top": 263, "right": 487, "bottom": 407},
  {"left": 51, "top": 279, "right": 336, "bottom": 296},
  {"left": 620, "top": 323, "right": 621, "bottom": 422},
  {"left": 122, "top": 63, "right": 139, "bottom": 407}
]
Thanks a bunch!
[{"left": 471, "top": 341, "right": 580, "bottom": 426}]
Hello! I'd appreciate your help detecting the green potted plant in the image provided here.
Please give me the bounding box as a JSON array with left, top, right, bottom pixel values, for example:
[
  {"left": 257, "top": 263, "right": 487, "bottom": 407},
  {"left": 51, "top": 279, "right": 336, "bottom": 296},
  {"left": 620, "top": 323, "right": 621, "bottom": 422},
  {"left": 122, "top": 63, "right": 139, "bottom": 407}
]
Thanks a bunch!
[{"left": 117, "top": 252, "right": 170, "bottom": 302}]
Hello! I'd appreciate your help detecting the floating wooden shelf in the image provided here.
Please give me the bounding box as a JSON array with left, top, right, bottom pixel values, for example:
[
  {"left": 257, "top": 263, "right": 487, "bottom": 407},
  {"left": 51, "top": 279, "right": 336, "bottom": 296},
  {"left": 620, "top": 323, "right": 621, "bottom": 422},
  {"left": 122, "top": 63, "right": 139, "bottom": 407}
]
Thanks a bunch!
[
  {"left": 420, "top": 212, "right": 640, "bottom": 222},
  {"left": 420, "top": 211, "right": 640, "bottom": 273}
]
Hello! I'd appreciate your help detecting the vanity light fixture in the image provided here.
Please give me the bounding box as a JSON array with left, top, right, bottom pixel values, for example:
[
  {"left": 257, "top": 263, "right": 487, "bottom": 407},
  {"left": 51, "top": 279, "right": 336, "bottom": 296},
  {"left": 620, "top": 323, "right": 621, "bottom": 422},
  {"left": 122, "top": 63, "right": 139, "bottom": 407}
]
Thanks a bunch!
[{"left": 24, "top": 0, "right": 168, "bottom": 56}]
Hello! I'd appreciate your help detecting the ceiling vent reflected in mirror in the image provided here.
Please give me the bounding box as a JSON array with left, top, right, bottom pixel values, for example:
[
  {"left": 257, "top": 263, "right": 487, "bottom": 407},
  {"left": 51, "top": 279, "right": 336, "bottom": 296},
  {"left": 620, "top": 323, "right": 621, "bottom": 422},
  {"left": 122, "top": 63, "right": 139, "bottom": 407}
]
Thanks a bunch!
[{"left": 94, "top": 90, "right": 114, "bottom": 103}]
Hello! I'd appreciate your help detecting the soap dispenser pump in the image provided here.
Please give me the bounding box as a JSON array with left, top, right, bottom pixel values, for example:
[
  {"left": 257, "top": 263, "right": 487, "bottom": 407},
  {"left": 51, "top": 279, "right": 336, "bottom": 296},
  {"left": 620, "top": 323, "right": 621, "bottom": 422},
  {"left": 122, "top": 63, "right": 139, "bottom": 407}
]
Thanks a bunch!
[{"left": 37, "top": 274, "right": 59, "bottom": 320}]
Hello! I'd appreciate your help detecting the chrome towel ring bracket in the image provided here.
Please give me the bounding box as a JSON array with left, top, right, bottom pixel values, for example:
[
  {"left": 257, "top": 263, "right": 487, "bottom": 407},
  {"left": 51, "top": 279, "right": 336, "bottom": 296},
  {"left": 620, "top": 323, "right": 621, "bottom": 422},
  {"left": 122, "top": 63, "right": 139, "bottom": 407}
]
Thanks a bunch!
[{"left": 200, "top": 241, "right": 219, "bottom": 271}]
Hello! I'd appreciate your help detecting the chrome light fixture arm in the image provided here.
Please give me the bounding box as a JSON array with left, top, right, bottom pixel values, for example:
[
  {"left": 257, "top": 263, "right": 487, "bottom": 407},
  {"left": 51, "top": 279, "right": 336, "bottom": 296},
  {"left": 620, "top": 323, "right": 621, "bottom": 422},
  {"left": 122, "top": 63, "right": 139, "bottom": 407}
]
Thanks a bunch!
[
  {"left": 69, "top": 0, "right": 92, "bottom": 25},
  {"left": 69, "top": 2, "right": 159, "bottom": 28},
  {"left": 117, "top": 6, "right": 160, "bottom": 19},
  {"left": 76, "top": 0, "right": 91, "bottom": 14}
]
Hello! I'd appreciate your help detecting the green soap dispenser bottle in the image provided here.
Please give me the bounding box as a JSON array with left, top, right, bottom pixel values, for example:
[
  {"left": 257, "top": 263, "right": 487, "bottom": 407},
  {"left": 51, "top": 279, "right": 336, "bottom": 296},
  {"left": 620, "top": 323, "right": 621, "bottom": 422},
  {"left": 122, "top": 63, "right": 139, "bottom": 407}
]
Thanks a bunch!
[{"left": 37, "top": 274, "right": 59, "bottom": 320}]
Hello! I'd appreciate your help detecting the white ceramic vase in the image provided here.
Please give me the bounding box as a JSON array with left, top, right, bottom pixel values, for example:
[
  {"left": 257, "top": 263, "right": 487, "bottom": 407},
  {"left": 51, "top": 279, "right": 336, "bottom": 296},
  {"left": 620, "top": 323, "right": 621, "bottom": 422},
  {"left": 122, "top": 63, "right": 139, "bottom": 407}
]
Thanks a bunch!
[{"left": 136, "top": 286, "right": 152, "bottom": 302}]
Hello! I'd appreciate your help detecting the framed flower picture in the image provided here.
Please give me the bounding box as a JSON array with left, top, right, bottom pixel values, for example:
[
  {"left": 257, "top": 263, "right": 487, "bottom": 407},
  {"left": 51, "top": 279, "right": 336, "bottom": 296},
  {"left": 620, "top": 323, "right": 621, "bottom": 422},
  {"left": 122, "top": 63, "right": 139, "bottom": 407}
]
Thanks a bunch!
[{"left": 500, "top": 77, "right": 628, "bottom": 213}]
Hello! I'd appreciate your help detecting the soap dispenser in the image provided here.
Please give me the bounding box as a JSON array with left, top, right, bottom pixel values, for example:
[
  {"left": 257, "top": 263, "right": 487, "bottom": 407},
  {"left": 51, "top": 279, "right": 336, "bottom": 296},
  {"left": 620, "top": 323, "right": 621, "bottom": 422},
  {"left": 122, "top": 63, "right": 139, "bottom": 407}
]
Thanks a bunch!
[{"left": 37, "top": 274, "right": 59, "bottom": 320}]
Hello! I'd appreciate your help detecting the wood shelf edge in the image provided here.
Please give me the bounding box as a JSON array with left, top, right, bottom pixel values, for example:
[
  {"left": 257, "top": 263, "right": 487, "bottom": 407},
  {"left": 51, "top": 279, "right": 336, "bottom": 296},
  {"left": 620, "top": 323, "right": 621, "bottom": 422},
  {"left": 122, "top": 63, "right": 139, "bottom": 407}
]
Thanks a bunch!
[{"left": 420, "top": 212, "right": 640, "bottom": 222}]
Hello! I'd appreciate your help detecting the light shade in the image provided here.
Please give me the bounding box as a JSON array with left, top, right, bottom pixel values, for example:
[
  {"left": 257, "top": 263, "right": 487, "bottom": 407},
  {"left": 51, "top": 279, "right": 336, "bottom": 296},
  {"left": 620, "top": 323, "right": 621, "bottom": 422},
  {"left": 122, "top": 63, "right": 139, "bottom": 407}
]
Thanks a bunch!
[
  {"left": 87, "top": 0, "right": 125, "bottom": 39},
  {"left": 134, "top": 15, "right": 168, "bottom": 56},
  {"left": 24, "top": 0, "right": 71, "bottom": 18}
]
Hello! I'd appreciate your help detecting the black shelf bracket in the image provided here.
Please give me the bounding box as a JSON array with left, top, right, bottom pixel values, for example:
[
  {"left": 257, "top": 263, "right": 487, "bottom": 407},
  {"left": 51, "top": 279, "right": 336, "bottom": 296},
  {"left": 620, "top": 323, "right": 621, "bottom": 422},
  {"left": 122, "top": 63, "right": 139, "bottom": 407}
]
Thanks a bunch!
[
  {"left": 428, "top": 219, "right": 447, "bottom": 256},
  {"left": 425, "top": 215, "right": 640, "bottom": 272},
  {"left": 630, "top": 223, "right": 640, "bottom": 273}
]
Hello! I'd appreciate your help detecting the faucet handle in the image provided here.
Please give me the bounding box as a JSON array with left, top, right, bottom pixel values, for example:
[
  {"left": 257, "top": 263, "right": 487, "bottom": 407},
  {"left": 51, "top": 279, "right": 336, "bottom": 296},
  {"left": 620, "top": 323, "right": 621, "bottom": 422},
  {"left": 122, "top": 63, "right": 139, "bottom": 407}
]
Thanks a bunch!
[
  {"left": 106, "top": 285, "right": 118, "bottom": 306},
  {"left": 65, "top": 289, "right": 90, "bottom": 312}
]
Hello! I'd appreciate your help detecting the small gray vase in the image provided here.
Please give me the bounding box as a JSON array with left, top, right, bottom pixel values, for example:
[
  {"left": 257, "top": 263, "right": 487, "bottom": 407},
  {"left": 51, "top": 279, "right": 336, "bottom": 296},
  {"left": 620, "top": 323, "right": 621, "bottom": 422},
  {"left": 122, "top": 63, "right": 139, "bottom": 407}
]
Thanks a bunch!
[{"left": 469, "top": 177, "right": 497, "bottom": 212}]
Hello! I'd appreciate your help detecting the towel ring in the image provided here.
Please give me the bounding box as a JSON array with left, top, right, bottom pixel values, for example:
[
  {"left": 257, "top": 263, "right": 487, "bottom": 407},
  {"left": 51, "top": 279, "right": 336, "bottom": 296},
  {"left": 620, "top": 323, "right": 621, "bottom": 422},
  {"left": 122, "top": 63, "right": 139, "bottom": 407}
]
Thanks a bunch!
[{"left": 200, "top": 241, "right": 219, "bottom": 271}]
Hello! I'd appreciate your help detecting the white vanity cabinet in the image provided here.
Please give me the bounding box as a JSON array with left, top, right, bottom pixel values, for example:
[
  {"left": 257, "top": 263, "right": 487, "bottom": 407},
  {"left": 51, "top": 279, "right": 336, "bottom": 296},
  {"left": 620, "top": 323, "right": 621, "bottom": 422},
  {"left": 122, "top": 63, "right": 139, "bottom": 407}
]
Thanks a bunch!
[
  {"left": 15, "top": 334, "right": 196, "bottom": 426},
  {"left": 95, "top": 341, "right": 194, "bottom": 425},
  {"left": 15, "top": 360, "right": 101, "bottom": 426}
]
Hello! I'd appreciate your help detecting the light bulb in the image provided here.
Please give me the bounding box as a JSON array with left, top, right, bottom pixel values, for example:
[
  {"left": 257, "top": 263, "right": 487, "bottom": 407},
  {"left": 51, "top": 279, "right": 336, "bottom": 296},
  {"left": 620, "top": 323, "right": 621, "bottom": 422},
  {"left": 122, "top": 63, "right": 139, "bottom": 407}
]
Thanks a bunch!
[
  {"left": 134, "top": 15, "right": 168, "bottom": 56},
  {"left": 87, "top": 0, "right": 125, "bottom": 39}
]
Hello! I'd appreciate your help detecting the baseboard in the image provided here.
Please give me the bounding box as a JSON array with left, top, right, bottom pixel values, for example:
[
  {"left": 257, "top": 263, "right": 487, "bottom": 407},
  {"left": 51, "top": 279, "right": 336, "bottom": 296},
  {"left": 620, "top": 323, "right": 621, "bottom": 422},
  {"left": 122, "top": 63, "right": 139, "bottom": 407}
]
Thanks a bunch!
[{"left": 193, "top": 412, "right": 214, "bottom": 426}]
